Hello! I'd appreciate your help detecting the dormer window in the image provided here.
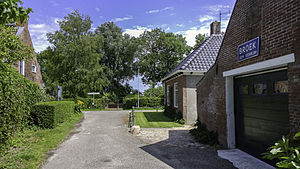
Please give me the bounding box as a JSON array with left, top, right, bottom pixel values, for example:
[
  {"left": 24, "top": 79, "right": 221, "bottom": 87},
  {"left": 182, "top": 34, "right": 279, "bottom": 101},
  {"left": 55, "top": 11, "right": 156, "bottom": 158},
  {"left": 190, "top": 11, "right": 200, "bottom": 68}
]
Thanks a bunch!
[
  {"left": 19, "top": 60, "right": 25, "bottom": 75},
  {"left": 32, "top": 65, "right": 37, "bottom": 73}
]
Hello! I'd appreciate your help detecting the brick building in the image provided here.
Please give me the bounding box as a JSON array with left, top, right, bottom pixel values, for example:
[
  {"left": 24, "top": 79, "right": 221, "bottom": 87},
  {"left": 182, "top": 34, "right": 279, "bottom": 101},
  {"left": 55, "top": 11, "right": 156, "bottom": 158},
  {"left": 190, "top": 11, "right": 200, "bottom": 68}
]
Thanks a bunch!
[
  {"left": 196, "top": 0, "right": 300, "bottom": 161},
  {"left": 11, "top": 22, "right": 43, "bottom": 87},
  {"left": 162, "top": 21, "right": 224, "bottom": 124}
]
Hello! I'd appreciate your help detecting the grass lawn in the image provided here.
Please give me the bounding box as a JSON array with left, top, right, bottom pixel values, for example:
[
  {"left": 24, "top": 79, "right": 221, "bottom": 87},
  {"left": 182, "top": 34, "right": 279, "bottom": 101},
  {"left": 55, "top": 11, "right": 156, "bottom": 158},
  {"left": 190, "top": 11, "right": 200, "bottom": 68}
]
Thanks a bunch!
[
  {"left": 0, "top": 113, "right": 83, "bottom": 169},
  {"left": 81, "top": 108, "right": 123, "bottom": 111},
  {"left": 135, "top": 111, "right": 183, "bottom": 128},
  {"left": 130, "top": 107, "right": 164, "bottom": 110}
]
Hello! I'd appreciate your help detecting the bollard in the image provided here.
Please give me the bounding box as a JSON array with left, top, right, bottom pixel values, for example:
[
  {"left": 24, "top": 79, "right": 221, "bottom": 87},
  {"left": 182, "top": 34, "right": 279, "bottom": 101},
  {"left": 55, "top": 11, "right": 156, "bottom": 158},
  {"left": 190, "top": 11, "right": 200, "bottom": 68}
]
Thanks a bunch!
[
  {"left": 132, "top": 107, "right": 135, "bottom": 126},
  {"left": 128, "top": 111, "right": 132, "bottom": 127}
]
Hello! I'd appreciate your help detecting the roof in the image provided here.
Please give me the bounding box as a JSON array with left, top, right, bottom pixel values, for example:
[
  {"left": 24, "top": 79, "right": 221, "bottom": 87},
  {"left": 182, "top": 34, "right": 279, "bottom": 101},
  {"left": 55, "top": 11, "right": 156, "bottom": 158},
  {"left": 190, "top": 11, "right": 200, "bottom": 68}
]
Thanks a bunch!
[{"left": 162, "top": 33, "right": 224, "bottom": 81}]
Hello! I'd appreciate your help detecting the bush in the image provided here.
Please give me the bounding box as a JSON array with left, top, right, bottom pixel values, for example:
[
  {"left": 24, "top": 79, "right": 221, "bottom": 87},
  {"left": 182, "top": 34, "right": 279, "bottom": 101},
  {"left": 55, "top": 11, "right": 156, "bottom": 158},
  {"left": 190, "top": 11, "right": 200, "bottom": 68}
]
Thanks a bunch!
[
  {"left": 64, "top": 97, "right": 107, "bottom": 109},
  {"left": 0, "top": 63, "right": 45, "bottom": 147},
  {"left": 123, "top": 96, "right": 163, "bottom": 109},
  {"left": 262, "top": 132, "right": 300, "bottom": 168},
  {"left": 190, "top": 120, "right": 218, "bottom": 146},
  {"left": 163, "top": 106, "right": 185, "bottom": 124},
  {"left": 31, "top": 101, "right": 75, "bottom": 129}
]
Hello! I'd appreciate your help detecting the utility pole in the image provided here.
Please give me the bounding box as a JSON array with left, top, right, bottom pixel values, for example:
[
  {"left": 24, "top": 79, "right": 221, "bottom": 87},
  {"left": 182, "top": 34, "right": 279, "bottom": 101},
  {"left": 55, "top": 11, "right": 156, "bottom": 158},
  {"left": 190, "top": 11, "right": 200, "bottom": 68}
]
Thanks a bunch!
[{"left": 137, "top": 67, "right": 140, "bottom": 108}]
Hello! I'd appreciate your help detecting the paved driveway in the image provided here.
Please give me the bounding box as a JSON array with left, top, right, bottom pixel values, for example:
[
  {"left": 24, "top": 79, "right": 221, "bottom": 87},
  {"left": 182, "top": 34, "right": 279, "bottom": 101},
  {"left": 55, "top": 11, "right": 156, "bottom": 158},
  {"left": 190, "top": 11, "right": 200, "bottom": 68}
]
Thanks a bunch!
[{"left": 43, "top": 111, "right": 235, "bottom": 169}]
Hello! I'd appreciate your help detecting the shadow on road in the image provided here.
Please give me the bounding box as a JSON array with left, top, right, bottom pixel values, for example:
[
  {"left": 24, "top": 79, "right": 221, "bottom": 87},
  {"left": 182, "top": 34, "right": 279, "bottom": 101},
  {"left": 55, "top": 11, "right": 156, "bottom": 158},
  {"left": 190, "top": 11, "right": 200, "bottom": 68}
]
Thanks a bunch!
[{"left": 139, "top": 130, "right": 236, "bottom": 169}]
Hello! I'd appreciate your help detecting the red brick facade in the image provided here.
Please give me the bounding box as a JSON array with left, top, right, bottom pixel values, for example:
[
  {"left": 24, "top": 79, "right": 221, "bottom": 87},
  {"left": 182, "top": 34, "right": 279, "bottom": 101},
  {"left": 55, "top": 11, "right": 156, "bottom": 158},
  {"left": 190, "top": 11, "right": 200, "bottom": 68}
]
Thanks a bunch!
[
  {"left": 165, "top": 75, "right": 187, "bottom": 119},
  {"left": 197, "top": 0, "right": 300, "bottom": 146},
  {"left": 11, "top": 22, "right": 43, "bottom": 87}
]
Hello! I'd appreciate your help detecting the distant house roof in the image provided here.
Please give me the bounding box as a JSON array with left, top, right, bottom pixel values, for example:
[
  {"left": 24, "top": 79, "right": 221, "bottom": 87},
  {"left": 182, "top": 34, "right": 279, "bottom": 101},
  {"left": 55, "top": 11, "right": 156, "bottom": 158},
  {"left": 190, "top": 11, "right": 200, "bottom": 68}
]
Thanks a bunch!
[{"left": 162, "top": 33, "right": 224, "bottom": 82}]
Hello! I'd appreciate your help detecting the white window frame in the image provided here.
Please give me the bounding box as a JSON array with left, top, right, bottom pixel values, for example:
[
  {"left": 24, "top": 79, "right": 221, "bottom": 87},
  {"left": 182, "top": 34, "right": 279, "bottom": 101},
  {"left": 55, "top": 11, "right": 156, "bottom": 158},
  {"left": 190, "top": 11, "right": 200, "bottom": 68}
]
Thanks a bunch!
[
  {"left": 19, "top": 60, "right": 25, "bottom": 76},
  {"left": 174, "top": 83, "right": 178, "bottom": 108},
  {"left": 166, "top": 85, "right": 170, "bottom": 106},
  {"left": 32, "top": 65, "right": 37, "bottom": 73}
]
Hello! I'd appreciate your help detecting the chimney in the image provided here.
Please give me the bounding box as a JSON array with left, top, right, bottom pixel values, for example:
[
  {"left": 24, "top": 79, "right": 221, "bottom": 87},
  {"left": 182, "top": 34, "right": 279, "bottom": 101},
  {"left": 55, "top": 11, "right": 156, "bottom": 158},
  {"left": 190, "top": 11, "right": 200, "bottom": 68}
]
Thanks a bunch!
[{"left": 210, "top": 21, "right": 221, "bottom": 35}]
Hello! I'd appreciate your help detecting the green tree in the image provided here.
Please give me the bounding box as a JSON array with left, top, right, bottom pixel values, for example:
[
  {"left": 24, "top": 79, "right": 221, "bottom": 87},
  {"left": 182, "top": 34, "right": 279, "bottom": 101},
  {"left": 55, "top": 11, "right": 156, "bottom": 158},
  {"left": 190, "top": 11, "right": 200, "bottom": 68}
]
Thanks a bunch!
[
  {"left": 95, "top": 22, "right": 138, "bottom": 100},
  {"left": 193, "top": 33, "right": 206, "bottom": 50},
  {"left": 38, "top": 10, "right": 109, "bottom": 98},
  {"left": 143, "top": 86, "right": 164, "bottom": 98},
  {"left": 137, "top": 28, "right": 190, "bottom": 87},
  {"left": 0, "top": 0, "right": 33, "bottom": 25}
]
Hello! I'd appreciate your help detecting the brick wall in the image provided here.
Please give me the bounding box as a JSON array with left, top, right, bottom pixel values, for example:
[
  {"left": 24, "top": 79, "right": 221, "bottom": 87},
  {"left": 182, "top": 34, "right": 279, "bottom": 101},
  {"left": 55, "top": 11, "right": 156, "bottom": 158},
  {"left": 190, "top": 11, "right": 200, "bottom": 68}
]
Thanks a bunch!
[
  {"left": 11, "top": 22, "right": 43, "bottom": 87},
  {"left": 197, "top": 0, "right": 300, "bottom": 146},
  {"left": 165, "top": 75, "right": 187, "bottom": 119}
]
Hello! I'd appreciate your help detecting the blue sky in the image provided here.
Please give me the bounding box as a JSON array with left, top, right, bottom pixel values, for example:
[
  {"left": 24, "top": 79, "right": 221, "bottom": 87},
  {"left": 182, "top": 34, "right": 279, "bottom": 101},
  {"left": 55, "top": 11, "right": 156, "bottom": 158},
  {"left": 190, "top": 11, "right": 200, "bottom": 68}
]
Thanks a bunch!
[{"left": 23, "top": 0, "right": 236, "bottom": 92}]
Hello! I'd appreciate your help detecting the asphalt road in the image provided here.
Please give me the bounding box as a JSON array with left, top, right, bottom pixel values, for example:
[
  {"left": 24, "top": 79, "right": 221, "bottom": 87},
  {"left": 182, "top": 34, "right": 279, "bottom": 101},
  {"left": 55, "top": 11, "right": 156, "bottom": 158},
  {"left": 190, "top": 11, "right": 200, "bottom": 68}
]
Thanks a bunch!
[{"left": 43, "top": 111, "right": 235, "bottom": 169}]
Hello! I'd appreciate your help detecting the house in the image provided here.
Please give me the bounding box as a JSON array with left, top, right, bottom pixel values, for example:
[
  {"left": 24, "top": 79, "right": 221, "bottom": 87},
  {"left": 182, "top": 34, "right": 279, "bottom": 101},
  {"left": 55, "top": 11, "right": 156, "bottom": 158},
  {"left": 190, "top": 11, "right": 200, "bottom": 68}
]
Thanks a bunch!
[
  {"left": 11, "top": 22, "right": 43, "bottom": 87},
  {"left": 196, "top": 0, "right": 300, "bottom": 162},
  {"left": 162, "top": 21, "right": 224, "bottom": 125}
]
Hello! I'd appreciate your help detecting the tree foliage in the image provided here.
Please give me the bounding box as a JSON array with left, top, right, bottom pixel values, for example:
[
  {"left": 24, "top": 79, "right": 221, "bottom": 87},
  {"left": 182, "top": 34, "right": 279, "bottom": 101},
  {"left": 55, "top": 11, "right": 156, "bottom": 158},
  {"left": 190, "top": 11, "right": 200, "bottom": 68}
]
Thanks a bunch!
[
  {"left": 137, "top": 28, "right": 191, "bottom": 87},
  {"left": 144, "top": 86, "right": 164, "bottom": 98},
  {"left": 38, "top": 10, "right": 109, "bottom": 98},
  {"left": 0, "top": 0, "right": 34, "bottom": 64},
  {"left": 193, "top": 33, "right": 206, "bottom": 50},
  {"left": 0, "top": 25, "right": 33, "bottom": 64},
  {"left": 0, "top": 0, "right": 33, "bottom": 25},
  {"left": 95, "top": 22, "right": 138, "bottom": 100}
]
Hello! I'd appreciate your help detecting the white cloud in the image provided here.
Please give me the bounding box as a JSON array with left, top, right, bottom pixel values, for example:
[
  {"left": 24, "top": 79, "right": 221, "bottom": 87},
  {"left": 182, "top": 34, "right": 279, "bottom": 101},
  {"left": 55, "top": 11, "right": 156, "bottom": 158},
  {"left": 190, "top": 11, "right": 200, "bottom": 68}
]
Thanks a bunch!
[
  {"left": 204, "top": 5, "right": 230, "bottom": 13},
  {"left": 29, "top": 17, "right": 61, "bottom": 52},
  {"left": 95, "top": 8, "right": 100, "bottom": 12},
  {"left": 147, "top": 9, "right": 160, "bottom": 14},
  {"left": 163, "top": 6, "right": 174, "bottom": 11},
  {"left": 146, "top": 6, "right": 174, "bottom": 14},
  {"left": 199, "top": 15, "right": 215, "bottom": 23},
  {"left": 176, "top": 24, "right": 185, "bottom": 27},
  {"left": 176, "top": 25, "right": 210, "bottom": 47},
  {"left": 112, "top": 16, "right": 133, "bottom": 22},
  {"left": 124, "top": 26, "right": 151, "bottom": 37}
]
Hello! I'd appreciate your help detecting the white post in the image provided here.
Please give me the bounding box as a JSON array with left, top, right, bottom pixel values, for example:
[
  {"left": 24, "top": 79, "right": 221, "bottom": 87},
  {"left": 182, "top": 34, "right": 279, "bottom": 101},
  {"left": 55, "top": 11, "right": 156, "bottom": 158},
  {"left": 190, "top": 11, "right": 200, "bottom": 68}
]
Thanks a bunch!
[
  {"left": 93, "top": 94, "right": 95, "bottom": 107},
  {"left": 226, "top": 76, "right": 236, "bottom": 148},
  {"left": 137, "top": 67, "right": 140, "bottom": 108}
]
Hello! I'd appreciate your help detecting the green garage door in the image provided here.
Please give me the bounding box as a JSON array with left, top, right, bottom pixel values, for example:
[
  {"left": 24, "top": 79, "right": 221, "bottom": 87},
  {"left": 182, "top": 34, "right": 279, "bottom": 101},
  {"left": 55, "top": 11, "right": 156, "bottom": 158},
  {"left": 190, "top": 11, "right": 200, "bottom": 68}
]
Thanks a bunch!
[{"left": 234, "top": 69, "right": 290, "bottom": 159}]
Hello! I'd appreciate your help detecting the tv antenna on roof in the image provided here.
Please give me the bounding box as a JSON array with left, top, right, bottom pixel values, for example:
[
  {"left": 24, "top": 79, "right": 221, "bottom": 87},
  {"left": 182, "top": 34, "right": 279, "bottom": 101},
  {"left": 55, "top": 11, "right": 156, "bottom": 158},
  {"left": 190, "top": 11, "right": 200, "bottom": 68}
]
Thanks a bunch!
[{"left": 219, "top": 9, "right": 231, "bottom": 23}]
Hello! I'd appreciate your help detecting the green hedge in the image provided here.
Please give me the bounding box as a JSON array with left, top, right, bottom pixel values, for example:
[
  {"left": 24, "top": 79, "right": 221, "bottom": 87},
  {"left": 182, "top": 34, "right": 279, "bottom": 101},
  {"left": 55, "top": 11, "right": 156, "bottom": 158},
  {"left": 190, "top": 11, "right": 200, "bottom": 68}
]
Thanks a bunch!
[
  {"left": 31, "top": 101, "right": 75, "bottom": 129},
  {"left": 64, "top": 97, "right": 107, "bottom": 109},
  {"left": 123, "top": 96, "right": 163, "bottom": 109},
  {"left": 0, "top": 63, "right": 45, "bottom": 146}
]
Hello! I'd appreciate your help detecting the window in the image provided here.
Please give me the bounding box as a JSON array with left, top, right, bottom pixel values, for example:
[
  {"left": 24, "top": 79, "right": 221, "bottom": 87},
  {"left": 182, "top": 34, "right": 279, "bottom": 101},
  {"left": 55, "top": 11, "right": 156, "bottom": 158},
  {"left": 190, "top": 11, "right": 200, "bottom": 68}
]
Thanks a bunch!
[
  {"left": 167, "top": 85, "right": 170, "bottom": 106},
  {"left": 174, "top": 83, "right": 178, "bottom": 108},
  {"left": 253, "top": 83, "right": 267, "bottom": 95},
  {"left": 19, "top": 60, "right": 25, "bottom": 75},
  {"left": 273, "top": 80, "right": 288, "bottom": 94},
  {"left": 32, "top": 65, "right": 37, "bottom": 73}
]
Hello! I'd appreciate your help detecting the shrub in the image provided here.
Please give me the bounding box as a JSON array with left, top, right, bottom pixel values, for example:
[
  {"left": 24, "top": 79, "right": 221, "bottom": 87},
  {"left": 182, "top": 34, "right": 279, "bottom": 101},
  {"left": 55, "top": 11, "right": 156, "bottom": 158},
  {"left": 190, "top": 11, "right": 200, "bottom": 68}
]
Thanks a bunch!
[
  {"left": 31, "top": 101, "right": 75, "bottom": 129},
  {"left": 123, "top": 96, "right": 163, "bottom": 109},
  {"left": 0, "top": 63, "right": 45, "bottom": 146},
  {"left": 262, "top": 132, "right": 300, "bottom": 168},
  {"left": 163, "top": 106, "right": 185, "bottom": 124},
  {"left": 64, "top": 97, "right": 107, "bottom": 109},
  {"left": 190, "top": 120, "right": 218, "bottom": 146}
]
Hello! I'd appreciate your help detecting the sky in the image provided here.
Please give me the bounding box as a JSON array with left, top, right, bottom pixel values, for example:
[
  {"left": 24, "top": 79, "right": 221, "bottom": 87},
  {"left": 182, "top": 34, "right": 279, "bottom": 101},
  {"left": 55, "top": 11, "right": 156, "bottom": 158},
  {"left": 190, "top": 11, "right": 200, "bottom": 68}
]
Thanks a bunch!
[{"left": 22, "top": 0, "right": 236, "bottom": 92}]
